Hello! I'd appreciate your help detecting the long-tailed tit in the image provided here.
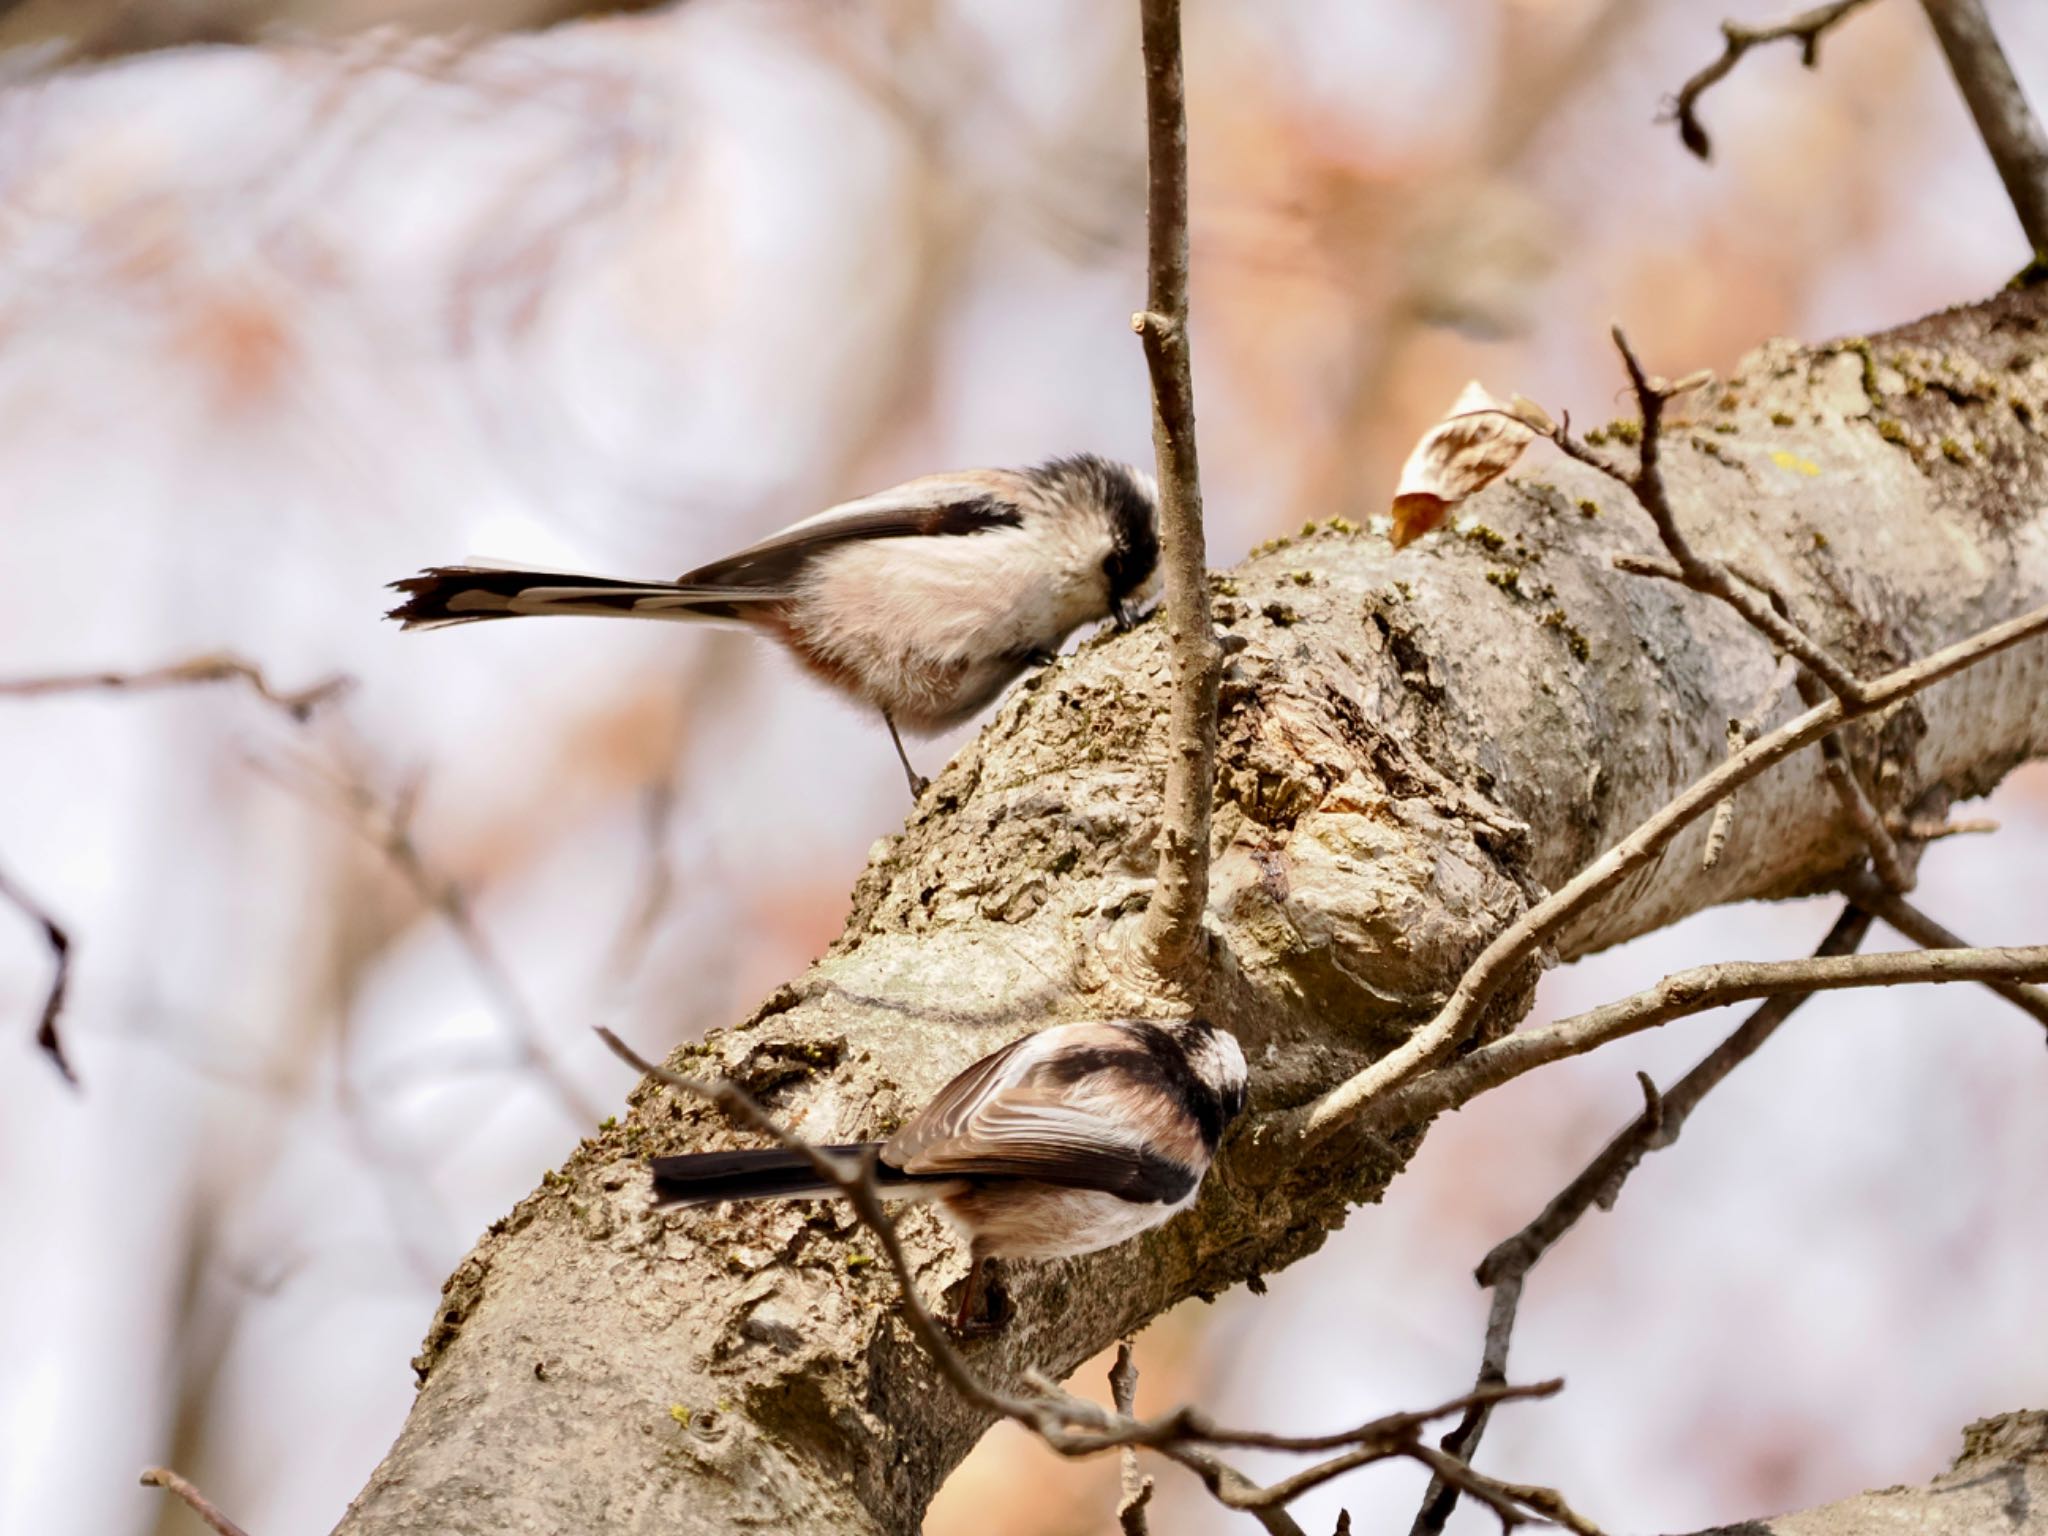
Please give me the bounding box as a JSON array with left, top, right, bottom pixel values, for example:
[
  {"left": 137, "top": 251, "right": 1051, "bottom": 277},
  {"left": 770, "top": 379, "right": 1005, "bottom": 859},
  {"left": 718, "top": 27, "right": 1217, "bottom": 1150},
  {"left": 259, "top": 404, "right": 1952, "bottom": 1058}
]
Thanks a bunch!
[
  {"left": 648, "top": 1016, "right": 1247, "bottom": 1333},
  {"left": 386, "top": 454, "right": 1160, "bottom": 796}
]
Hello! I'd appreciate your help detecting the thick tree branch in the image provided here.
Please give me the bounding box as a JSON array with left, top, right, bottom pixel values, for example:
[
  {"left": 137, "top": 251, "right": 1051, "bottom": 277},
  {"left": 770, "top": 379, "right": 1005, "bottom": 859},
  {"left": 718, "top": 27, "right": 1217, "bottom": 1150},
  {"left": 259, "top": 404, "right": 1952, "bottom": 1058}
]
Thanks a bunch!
[
  {"left": 1568, "top": 329, "right": 1918, "bottom": 889},
  {"left": 1571, "top": 329, "right": 1866, "bottom": 704},
  {"left": 1133, "top": 0, "right": 1222, "bottom": 978},
  {"left": 1479, "top": 328, "right": 1924, "bottom": 902},
  {"left": 1667, "top": 1, "right": 1885, "bottom": 161},
  {"left": 1920, "top": 0, "right": 2048, "bottom": 258},
  {"left": 1672, "top": 1412, "right": 2048, "bottom": 1536},
  {"left": 331, "top": 288, "right": 2048, "bottom": 1536}
]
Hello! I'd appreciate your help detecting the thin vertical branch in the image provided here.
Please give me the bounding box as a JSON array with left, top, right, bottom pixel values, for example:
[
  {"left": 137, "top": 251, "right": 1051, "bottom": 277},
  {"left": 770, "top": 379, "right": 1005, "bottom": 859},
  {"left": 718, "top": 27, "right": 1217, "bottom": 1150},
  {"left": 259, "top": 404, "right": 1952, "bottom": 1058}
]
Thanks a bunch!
[
  {"left": 1133, "top": 0, "right": 1221, "bottom": 976},
  {"left": 1920, "top": 0, "right": 2048, "bottom": 256}
]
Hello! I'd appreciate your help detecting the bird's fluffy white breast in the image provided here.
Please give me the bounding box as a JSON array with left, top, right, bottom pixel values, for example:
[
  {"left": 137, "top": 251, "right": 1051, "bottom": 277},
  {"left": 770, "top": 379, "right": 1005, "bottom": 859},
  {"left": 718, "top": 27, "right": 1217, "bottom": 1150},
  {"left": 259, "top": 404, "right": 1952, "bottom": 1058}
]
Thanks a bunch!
[
  {"left": 804, "top": 516, "right": 1107, "bottom": 659},
  {"left": 787, "top": 514, "right": 1112, "bottom": 728}
]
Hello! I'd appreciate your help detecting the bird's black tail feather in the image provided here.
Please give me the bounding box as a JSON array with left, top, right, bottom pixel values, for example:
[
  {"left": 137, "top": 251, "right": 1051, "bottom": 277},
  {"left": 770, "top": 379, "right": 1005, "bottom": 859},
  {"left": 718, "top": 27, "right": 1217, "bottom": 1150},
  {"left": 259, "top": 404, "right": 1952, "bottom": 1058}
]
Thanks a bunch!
[
  {"left": 386, "top": 565, "right": 754, "bottom": 630},
  {"left": 650, "top": 1145, "right": 929, "bottom": 1208}
]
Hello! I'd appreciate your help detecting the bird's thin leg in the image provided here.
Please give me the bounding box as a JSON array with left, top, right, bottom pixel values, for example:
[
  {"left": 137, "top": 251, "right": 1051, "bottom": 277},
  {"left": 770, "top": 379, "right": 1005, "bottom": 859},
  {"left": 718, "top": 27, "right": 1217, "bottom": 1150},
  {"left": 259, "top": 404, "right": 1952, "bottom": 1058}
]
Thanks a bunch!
[
  {"left": 952, "top": 1254, "right": 987, "bottom": 1335},
  {"left": 884, "top": 711, "right": 930, "bottom": 799},
  {"left": 951, "top": 1248, "right": 1009, "bottom": 1337}
]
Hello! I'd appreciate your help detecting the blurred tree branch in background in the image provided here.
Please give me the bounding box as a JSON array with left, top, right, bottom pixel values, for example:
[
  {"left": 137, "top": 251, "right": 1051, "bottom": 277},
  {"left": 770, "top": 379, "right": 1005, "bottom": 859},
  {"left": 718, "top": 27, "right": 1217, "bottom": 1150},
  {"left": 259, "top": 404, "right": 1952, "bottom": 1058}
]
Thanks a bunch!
[
  {"left": 0, "top": 652, "right": 352, "bottom": 721},
  {"left": 0, "top": 856, "right": 73, "bottom": 1083},
  {"left": 0, "top": 652, "right": 349, "bottom": 1084},
  {"left": 0, "top": 0, "right": 669, "bottom": 66}
]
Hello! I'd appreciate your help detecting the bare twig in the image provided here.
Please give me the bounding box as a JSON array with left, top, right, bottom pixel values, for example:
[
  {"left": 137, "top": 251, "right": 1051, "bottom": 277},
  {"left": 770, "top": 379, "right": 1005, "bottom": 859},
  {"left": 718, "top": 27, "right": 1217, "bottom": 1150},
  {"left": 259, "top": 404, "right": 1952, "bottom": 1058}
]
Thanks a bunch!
[
  {"left": 0, "top": 858, "right": 75, "bottom": 1086},
  {"left": 594, "top": 1029, "right": 1590, "bottom": 1531},
  {"left": 1111, "top": 1342, "right": 1155, "bottom": 1536},
  {"left": 1565, "top": 329, "right": 1866, "bottom": 704},
  {"left": 1409, "top": 903, "right": 1874, "bottom": 1535},
  {"left": 1920, "top": 0, "right": 2048, "bottom": 257},
  {"left": 1363, "top": 939, "right": 2048, "bottom": 1135},
  {"left": 1133, "top": 0, "right": 1222, "bottom": 976},
  {"left": 1838, "top": 867, "right": 2048, "bottom": 1034},
  {"left": 1160, "top": 1453, "right": 1311, "bottom": 1536},
  {"left": 1274, "top": 599, "right": 2048, "bottom": 1155},
  {"left": 1667, "top": 1, "right": 1885, "bottom": 161},
  {"left": 0, "top": 652, "right": 352, "bottom": 722},
  {"left": 1891, "top": 814, "right": 1997, "bottom": 842},
  {"left": 1534, "top": 331, "right": 1914, "bottom": 887},
  {"left": 140, "top": 1466, "right": 254, "bottom": 1536},
  {"left": 0, "top": 650, "right": 346, "bottom": 1086},
  {"left": 1087, "top": 1383, "right": 1599, "bottom": 1534},
  {"left": 1703, "top": 654, "right": 1800, "bottom": 869},
  {"left": 1814, "top": 721, "right": 1913, "bottom": 888}
]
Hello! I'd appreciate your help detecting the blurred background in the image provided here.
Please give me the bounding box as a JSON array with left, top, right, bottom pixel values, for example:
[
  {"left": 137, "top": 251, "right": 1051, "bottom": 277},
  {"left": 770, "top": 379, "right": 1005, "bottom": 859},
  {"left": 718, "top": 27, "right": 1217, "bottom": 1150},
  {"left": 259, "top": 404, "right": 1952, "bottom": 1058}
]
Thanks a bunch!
[{"left": 0, "top": 1, "right": 2043, "bottom": 1532}]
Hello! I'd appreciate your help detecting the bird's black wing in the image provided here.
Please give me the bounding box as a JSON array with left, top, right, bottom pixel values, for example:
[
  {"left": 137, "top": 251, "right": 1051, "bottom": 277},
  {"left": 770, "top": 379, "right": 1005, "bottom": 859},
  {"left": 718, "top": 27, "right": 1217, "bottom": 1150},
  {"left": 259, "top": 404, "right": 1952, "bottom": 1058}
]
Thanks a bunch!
[
  {"left": 883, "top": 1024, "right": 1199, "bottom": 1204},
  {"left": 677, "top": 476, "right": 1024, "bottom": 592}
]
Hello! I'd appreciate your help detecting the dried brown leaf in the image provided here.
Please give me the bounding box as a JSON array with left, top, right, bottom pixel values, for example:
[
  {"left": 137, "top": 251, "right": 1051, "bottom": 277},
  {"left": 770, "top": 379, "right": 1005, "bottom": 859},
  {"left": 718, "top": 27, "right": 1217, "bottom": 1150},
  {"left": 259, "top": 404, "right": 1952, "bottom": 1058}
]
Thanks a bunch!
[{"left": 1389, "top": 382, "right": 1536, "bottom": 549}]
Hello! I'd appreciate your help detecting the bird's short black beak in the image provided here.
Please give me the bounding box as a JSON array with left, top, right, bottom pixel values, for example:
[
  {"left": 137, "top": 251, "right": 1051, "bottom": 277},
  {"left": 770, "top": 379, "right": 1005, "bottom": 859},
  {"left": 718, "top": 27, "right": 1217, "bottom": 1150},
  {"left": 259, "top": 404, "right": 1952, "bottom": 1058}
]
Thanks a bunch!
[{"left": 1112, "top": 599, "right": 1135, "bottom": 632}]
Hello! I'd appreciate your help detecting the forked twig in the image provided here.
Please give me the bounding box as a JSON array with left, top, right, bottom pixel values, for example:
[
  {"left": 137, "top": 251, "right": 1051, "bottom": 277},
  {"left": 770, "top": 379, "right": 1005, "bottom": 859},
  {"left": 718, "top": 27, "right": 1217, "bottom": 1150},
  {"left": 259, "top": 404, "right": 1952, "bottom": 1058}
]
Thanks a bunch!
[
  {"left": 1666, "top": 1, "right": 1885, "bottom": 161},
  {"left": 1409, "top": 903, "right": 1873, "bottom": 1533},
  {"left": 1273, "top": 599, "right": 2048, "bottom": 1157},
  {"left": 1838, "top": 867, "right": 2048, "bottom": 1033}
]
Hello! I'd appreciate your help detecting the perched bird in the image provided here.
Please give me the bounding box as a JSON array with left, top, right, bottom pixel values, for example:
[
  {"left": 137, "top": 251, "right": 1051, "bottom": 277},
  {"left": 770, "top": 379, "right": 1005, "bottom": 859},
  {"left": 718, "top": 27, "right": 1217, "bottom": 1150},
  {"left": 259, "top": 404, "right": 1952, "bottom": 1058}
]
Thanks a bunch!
[
  {"left": 649, "top": 1017, "right": 1248, "bottom": 1332},
  {"left": 385, "top": 454, "right": 1161, "bottom": 795}
]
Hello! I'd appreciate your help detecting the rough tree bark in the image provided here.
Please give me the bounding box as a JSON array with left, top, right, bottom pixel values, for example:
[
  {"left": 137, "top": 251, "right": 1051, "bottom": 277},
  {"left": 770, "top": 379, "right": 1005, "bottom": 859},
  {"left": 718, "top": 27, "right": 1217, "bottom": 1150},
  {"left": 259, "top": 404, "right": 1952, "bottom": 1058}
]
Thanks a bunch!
[{"left": 332, "top": 288, "right": 2048, "bottom": 1535}]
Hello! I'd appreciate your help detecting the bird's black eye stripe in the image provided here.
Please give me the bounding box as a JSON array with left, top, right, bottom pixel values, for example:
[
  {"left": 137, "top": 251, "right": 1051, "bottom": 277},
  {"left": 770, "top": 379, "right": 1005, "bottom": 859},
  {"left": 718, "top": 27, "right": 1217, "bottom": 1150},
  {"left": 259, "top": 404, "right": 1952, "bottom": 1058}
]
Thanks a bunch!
[{"left": 1099, "top": 475, "right": 1159, "bottom": 606}]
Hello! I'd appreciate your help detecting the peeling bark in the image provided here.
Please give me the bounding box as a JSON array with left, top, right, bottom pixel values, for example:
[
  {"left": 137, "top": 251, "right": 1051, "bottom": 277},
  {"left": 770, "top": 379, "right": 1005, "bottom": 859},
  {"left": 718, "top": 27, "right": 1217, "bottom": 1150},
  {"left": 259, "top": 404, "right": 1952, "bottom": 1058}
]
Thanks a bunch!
[{"left": 334, "top": 289, "right": 2048, "bottom": 1534}]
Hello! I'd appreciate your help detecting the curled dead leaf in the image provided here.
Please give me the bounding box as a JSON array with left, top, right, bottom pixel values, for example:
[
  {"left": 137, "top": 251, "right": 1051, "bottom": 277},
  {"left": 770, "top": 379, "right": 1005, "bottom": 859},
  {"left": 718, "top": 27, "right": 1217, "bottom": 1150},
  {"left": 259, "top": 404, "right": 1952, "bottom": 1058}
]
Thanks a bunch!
[{"left": 1389, "top": 381, "right": 1539, "bottom": 549}]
